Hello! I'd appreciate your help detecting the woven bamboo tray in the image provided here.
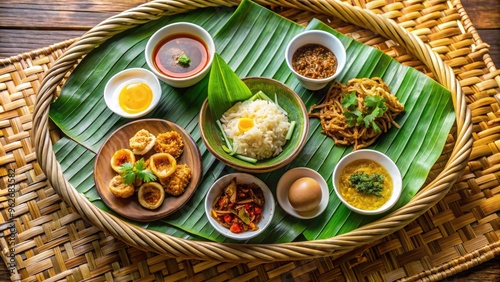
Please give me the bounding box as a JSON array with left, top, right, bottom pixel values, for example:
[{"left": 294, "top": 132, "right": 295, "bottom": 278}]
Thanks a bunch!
[{"left": 2, "top": 0, "right": 499, "bottom": 280}]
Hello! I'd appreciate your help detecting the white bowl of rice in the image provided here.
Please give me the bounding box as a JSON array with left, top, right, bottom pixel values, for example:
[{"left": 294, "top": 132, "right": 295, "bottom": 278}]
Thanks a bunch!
[{"left": 199, "top": 77, "right": 309, "bottom": 173}]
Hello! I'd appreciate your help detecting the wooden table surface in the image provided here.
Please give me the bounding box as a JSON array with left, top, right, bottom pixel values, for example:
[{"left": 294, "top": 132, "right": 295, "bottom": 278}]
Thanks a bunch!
[{"left": 1, "top": 0, "right": 499, "bottom": 281}]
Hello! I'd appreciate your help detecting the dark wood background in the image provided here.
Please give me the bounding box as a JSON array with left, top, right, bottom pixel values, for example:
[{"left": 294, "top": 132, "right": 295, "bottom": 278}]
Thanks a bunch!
[
  {"left": 0, "top": 0, "right": 498, "bottom": 281},
  {"left": 0, "top": 0, "right": 498, "bottom": 65}
]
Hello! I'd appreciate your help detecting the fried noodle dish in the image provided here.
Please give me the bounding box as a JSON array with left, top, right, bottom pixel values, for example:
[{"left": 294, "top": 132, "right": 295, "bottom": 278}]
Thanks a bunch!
[
  {"left": 309, "top": 77, "right": 404, "bottom": 150},
  {"left": 210, "top": 178, "right": 265, "bottom": 233}
]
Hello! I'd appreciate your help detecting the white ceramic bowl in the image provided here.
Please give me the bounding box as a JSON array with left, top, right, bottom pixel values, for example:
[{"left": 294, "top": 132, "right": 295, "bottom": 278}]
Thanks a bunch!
[
  {"left": 276, "top": 167, "right": 329, "bottom": 219},
  {"left": 285, "top": 30, "right": 346, "bottom": 90},
  {"left": 332, "top": 149, "right": 402, "bottom": 215},
  {"left": 104, "top": 68, "right": 161, "bottom": 118},
  {"left": 205, "top": 173, "right": 275, "bottom": 240},
  {"left": 145, "top": 22, "right": 215, "bottom": 88}
]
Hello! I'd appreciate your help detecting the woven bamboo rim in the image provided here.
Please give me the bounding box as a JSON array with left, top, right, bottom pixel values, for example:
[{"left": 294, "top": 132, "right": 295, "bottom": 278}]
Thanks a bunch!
[{"left": 32, "top": 0, "right": 472, "bottom": 262}]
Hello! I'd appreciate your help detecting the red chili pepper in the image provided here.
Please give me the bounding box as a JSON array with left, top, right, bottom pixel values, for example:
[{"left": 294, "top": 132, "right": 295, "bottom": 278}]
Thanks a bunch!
[
  {"left": 218, "top": 198, "right": 226, "bottom": 207},
  {"left": 245, "top": 204, "right": 251, "bottom": 211},
  {"left": 230, "top": 223, "right": 242, "bottom": 233},
  {"left": 223, "top": 214, "right": 232, "bottom": 224},
  {"left": 254, "top": 207, "right": 262, "bottom": 214}
]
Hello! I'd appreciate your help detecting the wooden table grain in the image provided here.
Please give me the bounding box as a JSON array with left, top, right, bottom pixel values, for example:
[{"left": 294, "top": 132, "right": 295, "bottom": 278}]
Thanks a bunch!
[{"left": 0, "top": 0, "right": 499, "bottom": 281}]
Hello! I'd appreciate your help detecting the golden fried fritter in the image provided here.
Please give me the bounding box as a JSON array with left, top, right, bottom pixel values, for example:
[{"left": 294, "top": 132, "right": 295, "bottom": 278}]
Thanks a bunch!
[
  {"left": 129, "top": 129, "right": 155, "bottom": 155},
  {"left": 110, "top": 149, "right": 135, "bottom": 173},
  {"left": 160, "top": 164, "right": 191, "bottom": 196},
  {"left": 109, "top": 175, "right": 135, "bottom": 198},
  {"left": 138, "top": 182, "right": 165, "bottom": 210},
  {"left": 154, "top": 131, "right": 184, "bottom": 158},
  {"left": 150, "top": 153, "right": 177, "bottom": 179}
]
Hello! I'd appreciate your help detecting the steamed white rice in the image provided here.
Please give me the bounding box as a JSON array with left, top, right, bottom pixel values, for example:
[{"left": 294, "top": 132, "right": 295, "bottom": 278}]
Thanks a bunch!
[{"left": 221, "top": 99, "right": 290, "bottom": 160}]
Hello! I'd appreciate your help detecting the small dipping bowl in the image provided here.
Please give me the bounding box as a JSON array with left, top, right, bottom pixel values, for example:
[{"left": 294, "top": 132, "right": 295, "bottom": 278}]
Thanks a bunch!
[
  {"left": 332, "top": 149, "right": 402, "bottom": 215},
  {"left": 285, "top": 30, "right": 346, "bottom": 90},
  {"left": 205, "top": 173, "right": 275, "bottom": 240},
  {"left": 104, "top": 68, "right": 161, "bottom": 118},
  {"left": 145, "top": 22, "right": 215, "bottom": 88},
  {"left": 277, "top": 167, "right": 329, "bottom": 219}
]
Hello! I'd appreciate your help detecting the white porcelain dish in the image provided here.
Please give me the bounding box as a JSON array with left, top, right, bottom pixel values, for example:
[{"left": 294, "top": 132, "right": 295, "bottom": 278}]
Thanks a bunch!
[
  {"left": 276, "top": 167, "right": 329, "bottom": 219},
  {"left": 145, "top": 22, "right": 215, "bottom": 88},
  {"left": 205, "top": 173, "right": 275, "bottom": 240},
  {"left": 332, "top": 149, "right": 402, "bottom": 215},
  {"left": 104, "top": 68, "right": 161, "bottom": 118},
  {"left": 285, "top": 30, "right": 346, "bottom": 90}
]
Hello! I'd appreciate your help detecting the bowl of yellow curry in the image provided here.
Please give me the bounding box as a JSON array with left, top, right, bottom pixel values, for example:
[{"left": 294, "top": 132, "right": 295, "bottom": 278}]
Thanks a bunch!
[{"left": 333, "top": 149, "right": 402, "bottom": 215}]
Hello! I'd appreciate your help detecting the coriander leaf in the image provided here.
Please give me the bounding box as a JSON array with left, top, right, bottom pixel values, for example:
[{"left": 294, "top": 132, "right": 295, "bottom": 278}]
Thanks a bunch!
[
  {"left": 134, "top": 158, "right": 156, "bottom": 183},
  {"left": 371, "top": 106, "right": 384, "bottom": 118},
  {"left": 119, "top": 162, "right": 134, "bottom": 173},
  {"left": 343, "top": 112, "right": 358, "bottom": 127},
  {"left": 135, "top": 159, "right": 146, "bottom": 171},
  {"left": 364, "top": 95, "right": 383, "bottom": 108},
  {"left": 178, "top": 53, "right": 191, "bottom": 65},
  {"left": 341, "top": 91, "right": 357, "bottom": 110},
  {"left": 119, "top": 162, "right": 136, "bottom": 184},
  {"left": 137, "top": 169, "right": 157, "bottom": 183},
  {"left": 364, "top": 112, "right": 376, "bottom": 128},
  {"left": 123, "top": 171, "right": 136, "bottom": 185}
]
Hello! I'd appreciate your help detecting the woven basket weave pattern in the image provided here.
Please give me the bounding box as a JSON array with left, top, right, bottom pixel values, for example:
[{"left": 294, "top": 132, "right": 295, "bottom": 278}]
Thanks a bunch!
[{"left": 1, "top": 0, "right": 499, "bottom": 280}]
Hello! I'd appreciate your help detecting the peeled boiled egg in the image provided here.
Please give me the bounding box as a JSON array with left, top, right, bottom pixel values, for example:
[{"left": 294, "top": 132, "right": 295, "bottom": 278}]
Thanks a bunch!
[
  {"left": 288, "top": 177, "right": 322, "bottom": 212},
  {"left": 118, "top": 82, "right": 153, "bottom": 114}
]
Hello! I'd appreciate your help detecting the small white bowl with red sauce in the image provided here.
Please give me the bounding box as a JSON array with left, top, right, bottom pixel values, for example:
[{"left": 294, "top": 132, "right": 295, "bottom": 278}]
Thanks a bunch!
[
  {"left": 285, "top": 30, "right": 346, "bottom": 90},
  {"left": 145, "top": 22, "right": 215, "bottom": 88}
]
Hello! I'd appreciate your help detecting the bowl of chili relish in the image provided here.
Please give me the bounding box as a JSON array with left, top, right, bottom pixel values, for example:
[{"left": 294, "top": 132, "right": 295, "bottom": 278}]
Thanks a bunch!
[
  {"left": 285, "top": 30, "right": 346, "bottom": 90},
  {"left": 205, "top": 173, "right": 275, "bottom": 240}
]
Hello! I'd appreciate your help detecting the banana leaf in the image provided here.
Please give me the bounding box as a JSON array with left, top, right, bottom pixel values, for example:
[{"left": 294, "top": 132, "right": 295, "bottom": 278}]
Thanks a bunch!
[
  {"left": 208, "top": 53, "right": 253, "bottom": 120},
  {"left": 51, "top": 0, "right": 454, "bottom": 243}
]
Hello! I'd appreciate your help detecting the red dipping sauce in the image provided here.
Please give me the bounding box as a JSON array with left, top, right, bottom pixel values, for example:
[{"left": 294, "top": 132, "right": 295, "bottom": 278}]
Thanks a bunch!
[{"left": 153, "top": 34, "right": 209, "bottom": 78}]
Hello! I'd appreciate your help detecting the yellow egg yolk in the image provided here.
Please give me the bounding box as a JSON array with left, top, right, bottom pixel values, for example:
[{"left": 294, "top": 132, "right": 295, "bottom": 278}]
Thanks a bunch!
[
  {"left": 238, "top": 118, "right": 254, "bottom": 133},
  {"left": 118, "top": 82, "right": 153, "bottom": 114}
]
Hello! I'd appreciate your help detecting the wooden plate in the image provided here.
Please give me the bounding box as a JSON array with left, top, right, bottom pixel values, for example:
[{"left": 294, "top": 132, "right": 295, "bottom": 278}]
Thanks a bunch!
[{"left": 94, "top": 118, "right": 203, "bottom": 222}]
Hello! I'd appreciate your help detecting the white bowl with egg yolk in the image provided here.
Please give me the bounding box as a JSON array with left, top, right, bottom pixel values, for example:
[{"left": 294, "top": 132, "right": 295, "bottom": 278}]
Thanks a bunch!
[
  {"left": 276, "top": 167, "right": 329, "bottom": 219},
  {"left": 104, "top": 68, "right": 161, "bottom": 118}
]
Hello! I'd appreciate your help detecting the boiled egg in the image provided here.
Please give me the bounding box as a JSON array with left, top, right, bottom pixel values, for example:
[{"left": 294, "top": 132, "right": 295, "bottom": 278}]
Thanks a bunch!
[
  {"left": 104, "top": 68, "right": 161, "bottom": 118},
  {"left": 288, "top": 177, "right": 322, "bottom": 212},
  {"left": 238, "top": 117, "right": 254, "bottom": 133}
]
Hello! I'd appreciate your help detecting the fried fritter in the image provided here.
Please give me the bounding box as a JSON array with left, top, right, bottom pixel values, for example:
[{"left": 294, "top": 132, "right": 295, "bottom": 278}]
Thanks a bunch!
[
  {"left": 154, "top": 131, "right": 184, "bottom": 158},
  {"left": 129, "top": 129, "right": 155, "bottom": 155},
  {"left": 110, "top": 149, "right": 135, "bottom": 173},
  {"left": 160, "top": 164, "right": 192, "bottom": 196},
  {"left": 109, "top": 175, "right": 135, "bottom": 198}
]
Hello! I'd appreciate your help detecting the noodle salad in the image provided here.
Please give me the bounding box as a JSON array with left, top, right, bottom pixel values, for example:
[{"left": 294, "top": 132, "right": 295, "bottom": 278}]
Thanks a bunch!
[{"left": 309, "top": 77, "right": 404, "bottom": 150}]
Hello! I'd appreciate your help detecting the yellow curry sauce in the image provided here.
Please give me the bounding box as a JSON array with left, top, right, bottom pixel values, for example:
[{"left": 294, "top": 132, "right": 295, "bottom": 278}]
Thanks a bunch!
[{"left": 338, "top": 159, "right": 393, "bottom": 210}]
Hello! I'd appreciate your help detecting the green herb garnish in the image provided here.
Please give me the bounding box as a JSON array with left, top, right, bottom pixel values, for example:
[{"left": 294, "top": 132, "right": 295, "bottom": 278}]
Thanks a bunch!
[
  {"left": 341, "top": 91, "right": 388, "bottom": 133},
  {"left": 349, "top": 172, "right": 385, "bottom": 197},
  {"left": 119, "top": 158, "right": 157, "bottom": 184},
  {"left": 177, "top": 53, "right": 191, "bottom": 65}
]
